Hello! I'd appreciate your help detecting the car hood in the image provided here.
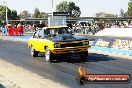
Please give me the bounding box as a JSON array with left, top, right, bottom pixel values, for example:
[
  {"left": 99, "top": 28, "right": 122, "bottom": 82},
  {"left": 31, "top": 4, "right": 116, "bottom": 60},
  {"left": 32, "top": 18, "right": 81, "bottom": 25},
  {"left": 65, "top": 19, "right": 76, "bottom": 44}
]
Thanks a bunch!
[{"left": 48, "top": 34, "right": 88, "bottom": 42}]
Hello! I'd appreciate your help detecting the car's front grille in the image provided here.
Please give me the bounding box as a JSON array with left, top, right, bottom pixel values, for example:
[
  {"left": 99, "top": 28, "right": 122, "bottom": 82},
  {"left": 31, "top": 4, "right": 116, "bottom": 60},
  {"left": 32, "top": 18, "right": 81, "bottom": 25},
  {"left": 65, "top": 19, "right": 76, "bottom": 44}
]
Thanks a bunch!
[{"left": 60, "top": 42, "right": 83, "bottom": 48}]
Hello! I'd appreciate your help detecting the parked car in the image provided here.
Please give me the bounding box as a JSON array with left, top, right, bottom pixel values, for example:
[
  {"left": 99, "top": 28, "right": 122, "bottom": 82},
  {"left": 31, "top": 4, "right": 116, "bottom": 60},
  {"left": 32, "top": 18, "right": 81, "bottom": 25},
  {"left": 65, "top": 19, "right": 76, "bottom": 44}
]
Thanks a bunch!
[{"left": 28, "top": 26, "right": 90, "bottom": 62}]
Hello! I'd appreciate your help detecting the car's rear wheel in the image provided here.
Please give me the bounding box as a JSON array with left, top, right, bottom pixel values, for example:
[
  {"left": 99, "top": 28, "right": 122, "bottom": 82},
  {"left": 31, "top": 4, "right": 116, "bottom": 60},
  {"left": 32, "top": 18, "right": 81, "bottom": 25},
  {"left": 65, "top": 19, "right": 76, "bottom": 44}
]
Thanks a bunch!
[
  {"left": 45, "top": 47, "right": 54, "bottom": 63},
  {"left": 31, "top": 46, "right": 38, "bottom": 57},
  {"left": 80, "top": 51, "right": 88, "bottom": 61}
]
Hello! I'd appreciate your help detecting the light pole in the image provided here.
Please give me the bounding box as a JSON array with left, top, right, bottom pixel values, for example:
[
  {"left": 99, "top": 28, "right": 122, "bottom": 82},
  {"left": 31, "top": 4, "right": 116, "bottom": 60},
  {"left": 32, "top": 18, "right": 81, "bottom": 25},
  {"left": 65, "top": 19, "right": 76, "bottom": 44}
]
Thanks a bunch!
[
  {"left": 52, "top": 0, "right": 54, "bottom": 19},
  {"left": 3, "top": 2, "right": 8, "bottom": 24}
]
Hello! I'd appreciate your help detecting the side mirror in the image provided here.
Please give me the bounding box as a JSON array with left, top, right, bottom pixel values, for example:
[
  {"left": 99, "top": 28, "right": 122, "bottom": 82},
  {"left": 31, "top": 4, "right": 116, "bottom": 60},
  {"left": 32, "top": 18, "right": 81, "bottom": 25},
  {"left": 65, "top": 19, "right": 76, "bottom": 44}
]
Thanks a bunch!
[{"left": 33, "top": 34, "right": 35, "bottom": 38}]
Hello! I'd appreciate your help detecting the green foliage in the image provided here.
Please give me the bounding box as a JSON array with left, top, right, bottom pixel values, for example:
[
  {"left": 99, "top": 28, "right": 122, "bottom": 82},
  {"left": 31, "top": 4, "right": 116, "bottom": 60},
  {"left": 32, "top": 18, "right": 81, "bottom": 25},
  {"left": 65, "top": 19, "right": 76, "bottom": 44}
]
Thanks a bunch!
[
  {"left": 0, "top": 20, "right": 3, "bottom": 26},
  {"left": 56, "top": 1, "right": 68, "bottom": 12},
  {"left": 0, "top": 5, "right": 4, "bottom": 20},
  {"left": 33, "top": 8, "right": 40, "bottom": 18},
  {"left": 33, "top": 8, "right": 48, "bottom": 18},
  {"left": 56, "top": 1, "right": 81, "bottom": 17},
  {"left": 0, "top": 5, "right": 6, "bottom": 20},
  {"left": 39, "top": 12, "right": 48, "bottom": 18},
  {"left": 10, "top": 10, "right": 18, "bottom": 20},
  {"left": 120, "top": 9, "right": 125, "bottom": 17},
  {"left": 127, "top": 0, "right": 132, "bottom": 16},
  {"left": 0, "top": 5, "right": 9, "bottom": 20},
  {"left": 18, "top": 10, "right": 31, "bottom": 19},
  {"left": 120, "top": 9, "right": 128, "bottom": 17},
  {"left": 95, "top": 12, "right": 117, "bottom": 17},
  {"left": 0, "top": 5, "right": 18, "bottom": 21}
]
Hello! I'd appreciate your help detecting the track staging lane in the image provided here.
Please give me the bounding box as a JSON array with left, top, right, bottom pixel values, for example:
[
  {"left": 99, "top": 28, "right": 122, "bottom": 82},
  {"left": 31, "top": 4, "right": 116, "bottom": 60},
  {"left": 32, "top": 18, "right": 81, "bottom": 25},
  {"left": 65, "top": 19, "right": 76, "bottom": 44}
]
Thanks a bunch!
[{"left": 0, "top": 40, "right": 132, "bottom": 88}]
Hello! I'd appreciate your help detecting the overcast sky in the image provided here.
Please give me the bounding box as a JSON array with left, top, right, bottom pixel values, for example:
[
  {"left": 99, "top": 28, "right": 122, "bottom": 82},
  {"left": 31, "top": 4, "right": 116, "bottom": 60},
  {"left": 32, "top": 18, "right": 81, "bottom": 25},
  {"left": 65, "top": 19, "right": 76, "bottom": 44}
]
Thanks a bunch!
[{"left": 0, "top": 0, "right": 130, "bottom": 17}]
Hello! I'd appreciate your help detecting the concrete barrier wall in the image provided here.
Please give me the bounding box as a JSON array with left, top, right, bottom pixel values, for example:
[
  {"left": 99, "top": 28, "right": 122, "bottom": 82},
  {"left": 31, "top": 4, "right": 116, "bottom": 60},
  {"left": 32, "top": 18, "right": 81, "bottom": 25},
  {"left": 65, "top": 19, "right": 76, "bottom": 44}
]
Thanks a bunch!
[
  {"left": 96, "top": 28, "right": 132, "bottom": 38},
  {"left": 92, "top": 38, "right": 132, "bottom": 50}
]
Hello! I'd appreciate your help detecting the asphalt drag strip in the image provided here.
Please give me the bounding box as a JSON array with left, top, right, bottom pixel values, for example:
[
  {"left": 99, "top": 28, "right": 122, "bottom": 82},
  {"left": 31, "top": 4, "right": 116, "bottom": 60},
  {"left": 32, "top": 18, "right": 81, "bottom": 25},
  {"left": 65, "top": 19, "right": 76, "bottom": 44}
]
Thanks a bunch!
[{"left": 0, "top": 40, "right": 132, "bottom": 88}]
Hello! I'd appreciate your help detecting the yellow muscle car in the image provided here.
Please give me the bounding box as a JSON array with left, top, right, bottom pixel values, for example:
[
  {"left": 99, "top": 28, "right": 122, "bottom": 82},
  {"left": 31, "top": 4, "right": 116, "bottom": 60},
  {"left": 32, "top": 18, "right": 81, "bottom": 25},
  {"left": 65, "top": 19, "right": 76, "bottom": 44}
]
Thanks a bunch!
[{"left": 28, "top": 26, "right": 90, "bottom": 62}]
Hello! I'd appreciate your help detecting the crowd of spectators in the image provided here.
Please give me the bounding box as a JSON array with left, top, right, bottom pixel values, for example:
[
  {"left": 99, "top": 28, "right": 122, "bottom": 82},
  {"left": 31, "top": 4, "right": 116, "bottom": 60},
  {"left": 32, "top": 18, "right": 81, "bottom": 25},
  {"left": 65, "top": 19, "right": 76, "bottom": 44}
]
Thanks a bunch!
[
  {"left": 0, "top": 21, "right": 132, "bottom": 35},
  {"left": 104, "top": 21, "right": 132, "bottom": 28},
  {"left": 69, "top": 21, "right": 132, "bottom": 35},
  {"left": 0, "top": 22, "right": 24, "bottom": 35}
]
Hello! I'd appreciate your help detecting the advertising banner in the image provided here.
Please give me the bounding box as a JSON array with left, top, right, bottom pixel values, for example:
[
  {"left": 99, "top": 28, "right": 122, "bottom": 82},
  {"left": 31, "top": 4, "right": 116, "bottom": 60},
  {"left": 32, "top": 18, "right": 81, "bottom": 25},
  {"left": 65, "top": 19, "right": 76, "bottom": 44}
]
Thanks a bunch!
[
  {"left": 92, "top": 38, "right": 115, "bottom": 48},
  {"left": 93, "top": 38, "right": 132, "bottom": 50}
]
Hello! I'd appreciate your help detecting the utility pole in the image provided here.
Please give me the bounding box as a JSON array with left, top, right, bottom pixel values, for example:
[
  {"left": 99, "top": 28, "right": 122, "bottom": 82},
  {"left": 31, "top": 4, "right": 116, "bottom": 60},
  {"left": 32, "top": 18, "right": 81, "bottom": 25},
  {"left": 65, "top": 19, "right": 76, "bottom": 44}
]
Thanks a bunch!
[
  {"left": 52, "top": 0, "right": 54, "bottom": 19},
  {"left": 3, "top": 2, "right": 8, "bottom": 24}
]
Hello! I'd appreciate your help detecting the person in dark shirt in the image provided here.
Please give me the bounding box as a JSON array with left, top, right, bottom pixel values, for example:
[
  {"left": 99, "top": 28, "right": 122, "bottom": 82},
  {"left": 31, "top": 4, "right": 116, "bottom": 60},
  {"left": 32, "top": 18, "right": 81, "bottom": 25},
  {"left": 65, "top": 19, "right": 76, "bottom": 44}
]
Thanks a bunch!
[{"left": 36, "top": 21, "right": 46, "bottom": 28}]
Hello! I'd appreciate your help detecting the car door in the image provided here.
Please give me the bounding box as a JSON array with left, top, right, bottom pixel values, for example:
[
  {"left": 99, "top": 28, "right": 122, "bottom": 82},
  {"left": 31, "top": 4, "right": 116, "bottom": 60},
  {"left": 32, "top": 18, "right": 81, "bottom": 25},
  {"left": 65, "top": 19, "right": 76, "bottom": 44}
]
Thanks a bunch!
[
  {"left": 37, "top": 29, "right": 45, "bottom": 52},
  {"left": 32, "top": 30, "right": 40, "bottom": 51}
]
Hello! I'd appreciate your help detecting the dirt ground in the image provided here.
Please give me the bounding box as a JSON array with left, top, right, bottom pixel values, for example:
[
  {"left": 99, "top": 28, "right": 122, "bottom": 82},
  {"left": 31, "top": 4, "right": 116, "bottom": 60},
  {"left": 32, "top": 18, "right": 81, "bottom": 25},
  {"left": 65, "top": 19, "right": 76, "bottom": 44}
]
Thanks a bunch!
[{"left": 0, "top": 58, "right": 69, "bottom": 88}]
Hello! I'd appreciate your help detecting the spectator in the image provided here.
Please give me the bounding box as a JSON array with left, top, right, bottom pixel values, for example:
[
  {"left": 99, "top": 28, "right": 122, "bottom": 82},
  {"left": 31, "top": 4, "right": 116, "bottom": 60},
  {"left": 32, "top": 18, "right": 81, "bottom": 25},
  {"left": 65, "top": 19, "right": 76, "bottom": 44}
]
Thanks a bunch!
[
  {"left": 36, "top": 21, "right": 46, "bottom": 28},
  {"left": 6, "top": 22, "right": 13, "bottom": 36},
  {"left": 6, "top": 22, "right": 12, "bottom": 29},
  {"left": 17, "top": 23, "right": 24, "bottom": 36},
  {"left": 67, "top": 23, "right": 72, "bottom": 29},
  {"left": 14, "top": 25, "right": 17, "bottom": 28}
]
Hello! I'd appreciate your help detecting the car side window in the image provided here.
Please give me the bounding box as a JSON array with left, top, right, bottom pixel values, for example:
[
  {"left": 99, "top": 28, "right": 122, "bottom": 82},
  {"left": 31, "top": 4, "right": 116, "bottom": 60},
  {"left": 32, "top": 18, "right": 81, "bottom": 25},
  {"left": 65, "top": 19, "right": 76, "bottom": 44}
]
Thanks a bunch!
[
  {"left": 38, "top": 30, "right": 44, "bottom": 38},
  {"left": 34, "top": 30, "right": 40, "bottom": 38},
  {"left": 44, "top": 29, "right": 49, "bottom": 35}
]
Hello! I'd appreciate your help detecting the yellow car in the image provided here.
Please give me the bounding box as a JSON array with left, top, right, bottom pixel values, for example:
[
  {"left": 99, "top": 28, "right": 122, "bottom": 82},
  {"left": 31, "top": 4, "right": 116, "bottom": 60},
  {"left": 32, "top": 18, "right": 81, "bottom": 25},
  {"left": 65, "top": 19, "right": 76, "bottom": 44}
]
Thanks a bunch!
[{"left": 28, "top": 26, "right": 90, "bottom": 62}]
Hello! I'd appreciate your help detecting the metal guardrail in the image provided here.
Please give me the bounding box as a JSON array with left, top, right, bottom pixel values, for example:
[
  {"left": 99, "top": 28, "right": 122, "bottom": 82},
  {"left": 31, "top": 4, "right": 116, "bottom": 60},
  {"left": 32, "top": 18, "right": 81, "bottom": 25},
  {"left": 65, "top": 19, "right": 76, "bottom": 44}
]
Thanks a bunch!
[{"left": 4, "top": 16, "right": 132, "bottom": 22}]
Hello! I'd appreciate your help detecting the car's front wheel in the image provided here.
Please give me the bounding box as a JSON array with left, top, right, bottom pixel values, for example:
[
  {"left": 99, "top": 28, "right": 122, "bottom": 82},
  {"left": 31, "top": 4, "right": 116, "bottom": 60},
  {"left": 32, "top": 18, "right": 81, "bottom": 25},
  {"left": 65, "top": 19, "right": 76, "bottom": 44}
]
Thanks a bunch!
[
  {"left": 45, "top": 47, "right": 54, "bottom": 63},
  {"left": 31, "top": 46, "right": 38, "bottom": 57},
  {"left": 79, "top": 51, "right": 88, "bottom": 61}
]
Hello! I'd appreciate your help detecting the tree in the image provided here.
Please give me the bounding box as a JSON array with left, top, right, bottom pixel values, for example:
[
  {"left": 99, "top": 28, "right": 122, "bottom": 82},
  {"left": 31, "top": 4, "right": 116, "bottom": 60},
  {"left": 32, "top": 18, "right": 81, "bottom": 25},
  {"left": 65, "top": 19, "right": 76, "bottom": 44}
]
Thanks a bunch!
[
  {"left": 94, "top": 12, "right": 118, "bottom": 24},
  {"left": 56, "top": 1, "right": 81, "bottom": 17},
  {"left": 33, "top": 8, "right": 48, "bottom": 18},
  {"left": 95, "top": 12, "right": 117, "bottom": 17},
  {"left": 120, "top": 9, "right": 125, "bottom": 17},
  {"left": 127, "top": 0, "right": 132, "bottom": 16},
  {"left": 0, "top": 5, "right": 6, "bottom": 20},
  {"left": 39, "top": 12, "right": 48, "bottom": 18},
  {"left": 33, "top": 8, "right": 40, "bottom": 18},
  {"left": 0, "top": 5, "right": 12, "bottom": 21},
  {"left": 18, "top": 10, "right": 31, "bottom": 19},
  {"left": 95, "top": 12, "right": 106, "bottom": 17},
  {"left": 10, "top": 10, "right": 18, "bottom": 20},
  {"left": 0, "top": 5, "right": 18, "bottom": 25}
]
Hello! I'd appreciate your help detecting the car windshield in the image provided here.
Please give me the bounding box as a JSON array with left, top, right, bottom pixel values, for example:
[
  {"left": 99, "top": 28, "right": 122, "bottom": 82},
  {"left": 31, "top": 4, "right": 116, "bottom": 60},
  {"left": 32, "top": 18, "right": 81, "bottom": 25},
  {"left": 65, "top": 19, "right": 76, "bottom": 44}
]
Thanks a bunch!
[{"left": 44, "top": 27, "right": 73, "bottom": 37}]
